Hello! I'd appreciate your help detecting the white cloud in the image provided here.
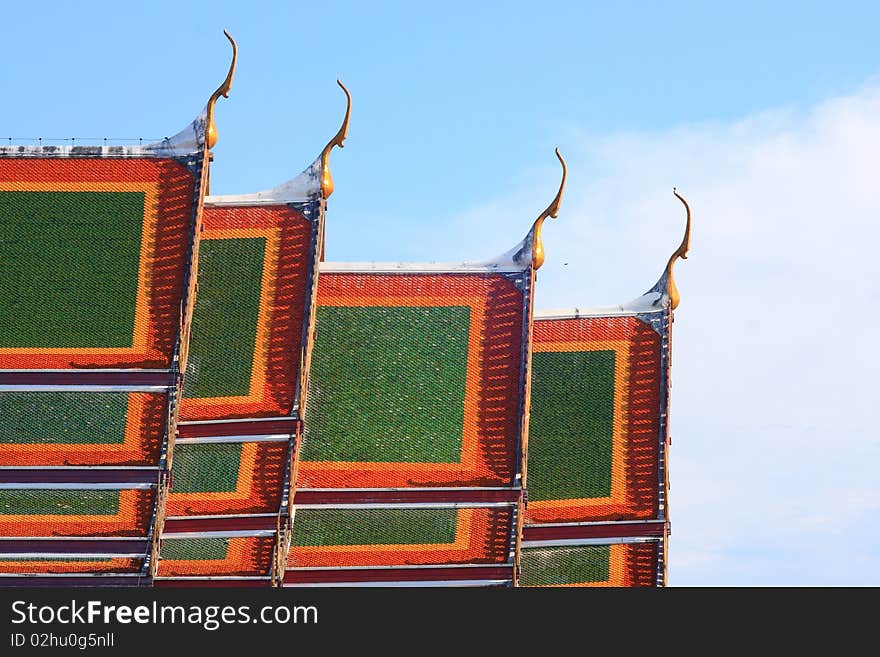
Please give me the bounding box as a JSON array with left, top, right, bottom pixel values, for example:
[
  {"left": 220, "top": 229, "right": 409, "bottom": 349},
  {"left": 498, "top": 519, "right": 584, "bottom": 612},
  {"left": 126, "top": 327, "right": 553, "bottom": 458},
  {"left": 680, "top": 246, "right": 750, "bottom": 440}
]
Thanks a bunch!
[{"left": 444, "top": 85, "right": 880, "bottom": 584}]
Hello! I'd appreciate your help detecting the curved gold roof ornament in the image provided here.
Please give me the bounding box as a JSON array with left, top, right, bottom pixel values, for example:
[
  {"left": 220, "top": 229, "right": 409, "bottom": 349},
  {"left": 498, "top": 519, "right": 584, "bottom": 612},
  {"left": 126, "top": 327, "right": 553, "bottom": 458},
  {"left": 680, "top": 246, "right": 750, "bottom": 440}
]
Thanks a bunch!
[
  {"left": 319, "top": 80, "right": 352, "bottom": 198},
  {"left": 666, "top": 188, "right": 692, "bottom": 309},
  {"left": 205, "top": 30, "right": 238, "bottom": 150},
  {"left": 531, "top": 148, "right": 568, "bottom": 270}
]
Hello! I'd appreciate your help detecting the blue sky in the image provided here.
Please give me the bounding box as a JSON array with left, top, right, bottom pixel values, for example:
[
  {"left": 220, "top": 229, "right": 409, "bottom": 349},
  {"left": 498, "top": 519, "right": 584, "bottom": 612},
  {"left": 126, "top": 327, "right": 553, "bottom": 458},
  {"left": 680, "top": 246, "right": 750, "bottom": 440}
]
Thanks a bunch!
[
  {"left": 3, "top": 1, "right": 878, "bottom": 585},
  {"left": 5, "top": 0, "right": 879, "bottom": 246}
]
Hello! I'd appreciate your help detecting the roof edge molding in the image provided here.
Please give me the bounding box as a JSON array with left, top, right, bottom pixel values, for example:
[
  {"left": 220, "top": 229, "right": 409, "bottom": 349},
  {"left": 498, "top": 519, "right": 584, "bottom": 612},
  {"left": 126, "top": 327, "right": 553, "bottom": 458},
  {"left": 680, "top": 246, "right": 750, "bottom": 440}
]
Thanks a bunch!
[
  {"left": 488, "top": 148, "right": 567, "bottom": 272},
  {"left": 205, "top": 30, "right": 238, "bottom": 151},
  {"left": 663, "top": 188, "right": 692, "bottom": 309},
  {"left": 207, "top": 80, "right": 351, "bottom": 206},
  {"left": 320, "top": 80, "right": 352, "bottom": 198},
  {"left": 319, "top": 261, "right": 531, "bottom": 275}
]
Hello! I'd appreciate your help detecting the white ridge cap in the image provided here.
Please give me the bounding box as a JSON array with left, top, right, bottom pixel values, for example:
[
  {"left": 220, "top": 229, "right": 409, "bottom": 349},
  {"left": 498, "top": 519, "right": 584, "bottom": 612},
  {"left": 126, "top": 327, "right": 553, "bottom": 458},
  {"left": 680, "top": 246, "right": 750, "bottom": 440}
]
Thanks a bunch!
[
  {"left": 207, "top": 158, "right": 322, "bottom": 205},
  {"left": 319, "top": 260, "right": 527, "bottom": 274}
]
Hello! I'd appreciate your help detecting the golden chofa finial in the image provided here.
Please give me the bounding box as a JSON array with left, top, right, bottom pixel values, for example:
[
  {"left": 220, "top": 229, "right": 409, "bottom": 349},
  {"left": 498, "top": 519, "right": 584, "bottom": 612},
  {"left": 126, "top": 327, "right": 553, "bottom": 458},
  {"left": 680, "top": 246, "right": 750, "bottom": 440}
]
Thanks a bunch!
[
  {"left": 320, "top": 80, "right": 352, "bottom": 198},
  {"left": 531, "top": 148, "right": 568, "bottom": 270},
  {"left": 205, "top": 30, "right": 238, "bottom": 150},
  {"left": 667, "top": 188, "right": 692, "bottom": 309}
]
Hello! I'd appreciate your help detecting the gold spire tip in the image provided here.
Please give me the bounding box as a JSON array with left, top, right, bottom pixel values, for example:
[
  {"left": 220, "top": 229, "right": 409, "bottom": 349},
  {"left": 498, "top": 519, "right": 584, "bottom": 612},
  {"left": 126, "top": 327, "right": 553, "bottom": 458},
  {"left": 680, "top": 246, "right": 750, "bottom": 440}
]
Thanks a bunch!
[
  {"left": 531, "top": 148, "right": 568, "bottom": 270},
  {"left": 320, "top": 80, "right": 352, "bottom": 198},
  {"left": 205, "top": 30, "right": 238, "bottom": 150},
  {"left": 666, "top": 188, "right": 692, "bottom": 309}
]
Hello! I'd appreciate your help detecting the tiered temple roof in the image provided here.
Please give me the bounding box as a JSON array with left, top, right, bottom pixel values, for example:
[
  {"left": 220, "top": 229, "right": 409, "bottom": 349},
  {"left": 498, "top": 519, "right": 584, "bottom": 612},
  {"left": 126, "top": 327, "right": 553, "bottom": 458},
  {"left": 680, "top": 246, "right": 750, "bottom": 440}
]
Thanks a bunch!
[
  {"left": 0, "top": 31, "right": 236, "bottom": 584},
  {"left": 0, "top": 34, "right": 689, "bottom": 587},
  {"left": 156, "top": 82, "right": 350, "bottom": 587},
  {"left": 520, "top": 193, "right": 690, "bottom": 587}
]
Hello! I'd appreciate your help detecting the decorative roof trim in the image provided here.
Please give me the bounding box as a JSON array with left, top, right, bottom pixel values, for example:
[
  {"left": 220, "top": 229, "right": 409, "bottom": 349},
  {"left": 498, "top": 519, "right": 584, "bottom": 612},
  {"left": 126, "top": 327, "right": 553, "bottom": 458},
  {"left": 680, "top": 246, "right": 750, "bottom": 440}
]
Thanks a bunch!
[
  {"left": 205, "top": 30, "right": 238, "bottom": 151},
  {"left": 283, "top": 579, "right": 507, "bottom": 588},
  {"left": 159, "top": 530, "right": 275, "bottom": 539},
  {"left": 320, "top": 80, "right": 352, "bottom": 198},
  {"left": 634, "top": 187, "right": 692, "bottom": 311},
  {"left": 0, "top": 483, "right": 154, "bottom": 490},
  {"left": 521, "top": 536, "right": 661, "bottom": 548},
  {"left": 153, "top": 576, "right": 272, "bottom": 581},
  {"left": 665, "top": 188, "right": 692, "bottom": 310},
  {"left": 487, "top": 148, "right": 567, "bottom": 271},
  {"left": 531, "top": 148, "right": 567, "bottom": 270},
  {"left": 293, "top": 502, "right": 516, "bottom": 510}
]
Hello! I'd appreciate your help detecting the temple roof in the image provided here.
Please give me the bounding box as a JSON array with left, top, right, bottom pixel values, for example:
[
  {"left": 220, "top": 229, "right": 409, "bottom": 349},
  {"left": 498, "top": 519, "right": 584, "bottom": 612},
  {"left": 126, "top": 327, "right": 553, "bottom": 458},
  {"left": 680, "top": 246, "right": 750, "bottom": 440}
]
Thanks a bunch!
[{"left": 0, "top": 35, "right": 688, "bottom": 587}]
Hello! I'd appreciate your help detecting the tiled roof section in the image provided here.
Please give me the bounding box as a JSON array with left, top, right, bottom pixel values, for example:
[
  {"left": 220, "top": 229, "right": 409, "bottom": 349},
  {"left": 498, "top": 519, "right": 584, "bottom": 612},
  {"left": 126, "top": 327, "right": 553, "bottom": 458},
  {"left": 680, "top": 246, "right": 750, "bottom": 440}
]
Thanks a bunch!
[
  {"left": 0, "top": 157, "right": 202, "bottom": 369},
  {"left": 161, "top": 180, "right": 322, "bottom": 585},
  {"left": 519, "top": 542, "right": 659, "bottom": 587},
  {"left": 162, "top": 84, "right": 348, "bottom": 584},
  {"left": 166, "top": 439, "right": 288, "bottom": 517},
  {"left": 0, "top": 391, "right": 168, "bottom": 467},
  {"left": 287, "top": 260, "right": 534, "bottom": 587},
  {"left": 0, "top": 142, "right": 207, "bottom": 587},
  {"left": 0, "top": 488, "right": 157, "bottom": 537},
  {"left": 519, "top": 191, "right": 689, "bottom": 587},
  {"left": 178, "top": 203, "right": 318, "bottom": 423},
  {"left": 520, "top": 308, "right": 672, "bottom": 587},
  {"left": 525, "top": 315, "right": 663, "bottom": 523},
  {"left": 157, "top": 535, "right": 275, "bottom": 578},
  {"left": 297, "top": 272, "right": 526, "bottom": 489},
  {"left": 287, "top": 506, "right": 514, "bottom": 568},
  {"left": 0, "top": 557, "right": 144, "bottom": 576}
]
